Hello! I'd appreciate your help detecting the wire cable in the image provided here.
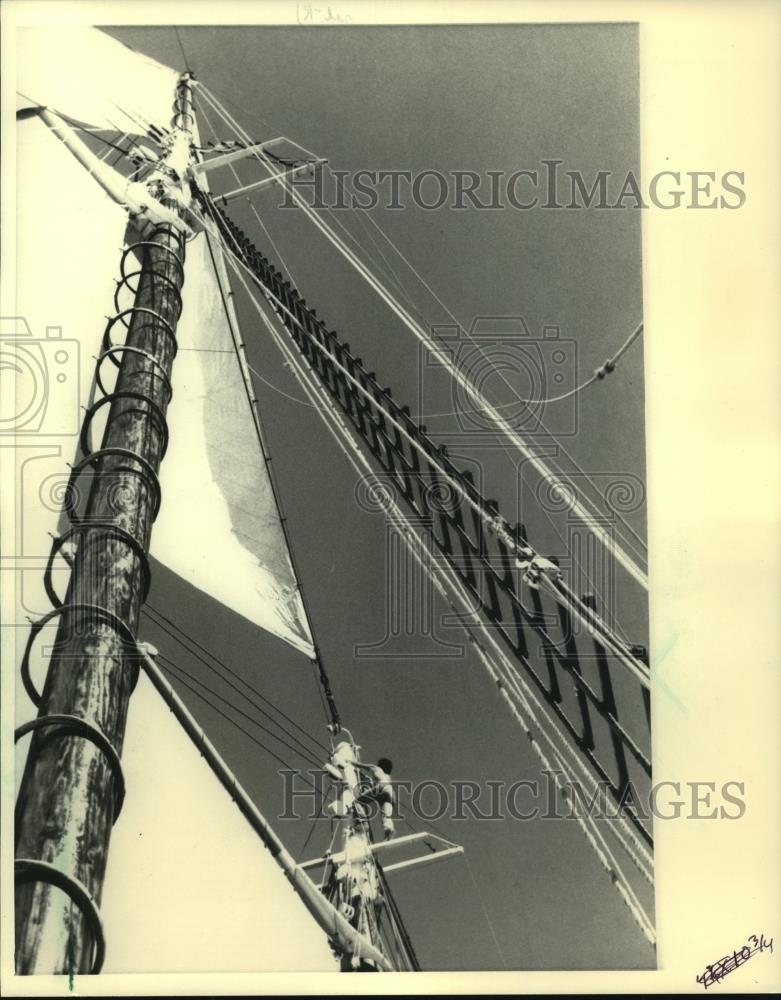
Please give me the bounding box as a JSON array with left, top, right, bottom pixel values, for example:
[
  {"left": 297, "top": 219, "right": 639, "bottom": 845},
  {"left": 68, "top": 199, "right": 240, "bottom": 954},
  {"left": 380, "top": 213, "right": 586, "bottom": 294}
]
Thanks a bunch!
[
  {"left": 157, "top": 651, "right": 323, "bottom": 771},
  {"left": 144, "top": 604, "right": 329, "bottom": 758},
  {"left": 216, "top": 250, "right": 654, "bottom": 936}
]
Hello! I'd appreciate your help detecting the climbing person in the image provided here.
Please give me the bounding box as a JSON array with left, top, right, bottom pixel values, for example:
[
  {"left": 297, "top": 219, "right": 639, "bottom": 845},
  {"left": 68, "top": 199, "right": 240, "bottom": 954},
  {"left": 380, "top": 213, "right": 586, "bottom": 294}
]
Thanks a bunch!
[{"left": 355, "top": 757, "right": 396, "bottom": 840}]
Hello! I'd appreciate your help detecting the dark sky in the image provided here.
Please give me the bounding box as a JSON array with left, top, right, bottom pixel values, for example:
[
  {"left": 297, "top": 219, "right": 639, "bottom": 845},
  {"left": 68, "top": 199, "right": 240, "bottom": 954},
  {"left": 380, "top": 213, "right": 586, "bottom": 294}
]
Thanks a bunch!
[{"left": 107, "top": 22, "right": 650, "bottom": 971}]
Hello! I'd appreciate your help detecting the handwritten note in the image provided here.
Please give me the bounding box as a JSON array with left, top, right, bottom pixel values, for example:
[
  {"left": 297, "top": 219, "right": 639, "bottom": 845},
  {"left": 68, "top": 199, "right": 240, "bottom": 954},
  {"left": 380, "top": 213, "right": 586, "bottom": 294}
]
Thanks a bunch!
[
  {"left": 296, "top": 4, "right": 353, "bottom": 24},
  {"left": 696, "top": 933, "right": 774, "bottom": 988}
]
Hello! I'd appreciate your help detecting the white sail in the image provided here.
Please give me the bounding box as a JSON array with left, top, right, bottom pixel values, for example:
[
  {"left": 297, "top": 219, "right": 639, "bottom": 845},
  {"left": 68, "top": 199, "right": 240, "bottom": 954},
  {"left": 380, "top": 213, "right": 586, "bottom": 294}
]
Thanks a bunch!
[
  {"left": 155, "top": 235, "right": 315, "bottom": 657},
  {"left": 12, "top": 30, "right": 328, "bottom": 974},
  {"left": 16, "top": 26, "right": 177, "bottom": 135},
  {"left": 100, "top": 669, "right": 337, "bottom": 972},
  {"left": 14, "top": 41, "right": 314, "bottom": 656}
]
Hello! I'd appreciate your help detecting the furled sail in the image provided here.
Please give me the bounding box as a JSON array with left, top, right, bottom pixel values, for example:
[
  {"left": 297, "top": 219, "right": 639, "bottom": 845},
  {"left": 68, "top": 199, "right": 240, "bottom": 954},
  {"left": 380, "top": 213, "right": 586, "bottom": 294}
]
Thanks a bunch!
[{"left": 14, "top": 30, "right": 315, "bottom": 657}]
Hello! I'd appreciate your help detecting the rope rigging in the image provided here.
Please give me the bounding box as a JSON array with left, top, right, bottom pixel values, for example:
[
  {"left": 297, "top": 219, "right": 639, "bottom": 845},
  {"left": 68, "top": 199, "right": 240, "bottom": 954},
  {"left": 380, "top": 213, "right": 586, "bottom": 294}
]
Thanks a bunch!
[
  {"left": 196, "top": 185, "right": 649, "bottom": 692},
  {"left": 156, "top": 651, "right": 325, "bottom": 772},
  {"left": 327, "top": 166, "right": 649, "bottom": 574},
  {"left": 143, "top": 604, "right": 329, "bottom": 758},
  {"left": 197, "top": 81, "right": 649, "bottom": 591},
  {"left": 65, "top": 72, "right": 659, "bottom": 963},
  {"left": 194, "top": 191, "right": 655, "bottom": 837},
  {"left": 216, "top": 242, "right": 654, "bottom": 943},
  {"left": 191, "top": 104, "right": 344, "bottom": 734},
  {"left": 211, "top": 234, "right": 654, "bottom": 907}
]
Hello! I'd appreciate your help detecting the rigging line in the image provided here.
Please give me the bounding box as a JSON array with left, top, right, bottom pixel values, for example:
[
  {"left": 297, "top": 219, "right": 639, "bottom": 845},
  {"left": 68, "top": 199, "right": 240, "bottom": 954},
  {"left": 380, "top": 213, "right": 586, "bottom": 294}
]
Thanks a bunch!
[
  {"left": 320, "top": 179, "right": 651, "bottom": 574},
  {"left": 197, "top": 94, "right": 299, "bottom": 286},
  {"left": 318, "top": 202, "right": 413, "bottom": 309},
  {"left": 143, "top": 612, "right": 329, "bottom": 765},
  {"left": 204, "top": 187, "right": 638, "bottom": 616},
  {"left": 523, "top": 705, "right": 655, "bottom": 942},
  {"left": 153, "top": 635, "right": 327, "bottom": 770},
  {"left": 193, "top": 79, "right": 283, "bottom": 145},
  {"left": 296, "top": 797, "right": 326, "bottom": 863},
  {"left": 463, "top": 852, "right": 509, "bottom": 971},
  {"left": 143, "top": 605, "right": 329, "bottom": 757},
  {"left": 285, "top": 146, "right": 650, "bottom": 572},
  {"left": 195, "top": 206, "right": 342, "bottom": 735},
  {"left": 548, "top": 743, "right": 654, "bottom": 889},
  {"left": 374, "top": 861, "right": 422, "bottom": 971},
  {"left": 350, "top": 176, "right": 645, "bottom": 409},
  {"left": 207, "top": 211, "right": 648, "bottom": 688},
  {"left": 173, "top": 26, "right": 191, "bottom": 72},
  {"left": 156, "top": 651, "right": 325, "bottom": 771},
  {"left": 333, "top": 184, "right": 420, "bottom": 312},
  {"left": 398, "top": 518, "right": 654, "bottom": 879},
  {"left": 492, "top": 656, "right": 654, "bottom": 882},
  {"left": 335, "top": 175, "right": 423, "bottom": 313},
  {"left": 192, "top": 130, "right": 342, "bottom": 732},
  {"left": 66, "top": 122, "right": 133, "bottom": 162},
  {"left": 227, "top": 243, "right": 652, "bottom": 874},
  {"left": 155, "top": 654, "right": 327, "bottom": 795},
  {"left": 227, "top": 255, "right": 656, "bottom": 925},
  {"left": 463, "top": 636, "right": 656, "bottom": 939},
  {"left": 309, "top": 657, "right": 333, "bottom": 729},
  {"left": 212, "top": 227, "right": 646, "bottom": 681},
  {"left": 158, "top": 653, "right": 320, "bottom": 767},
  {"left": 301, "top": 174, "right": 420, "bottom": 312},
  {"left": 546, "top": 750, "right": 656, "bottom": 943}
]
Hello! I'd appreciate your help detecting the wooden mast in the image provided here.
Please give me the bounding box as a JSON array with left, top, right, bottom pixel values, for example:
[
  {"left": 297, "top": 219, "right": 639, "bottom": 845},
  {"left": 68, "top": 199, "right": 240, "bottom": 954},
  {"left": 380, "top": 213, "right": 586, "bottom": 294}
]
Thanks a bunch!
[{"left": 14, "top": 71, "right": 195, "bottom": 974}]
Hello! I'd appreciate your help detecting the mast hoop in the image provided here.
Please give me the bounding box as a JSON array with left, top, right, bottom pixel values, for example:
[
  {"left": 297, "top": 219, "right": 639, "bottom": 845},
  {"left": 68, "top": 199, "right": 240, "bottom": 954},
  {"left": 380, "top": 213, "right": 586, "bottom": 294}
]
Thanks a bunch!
[
  {"left": 113, "top": 268, "right": 183, "bottom": 322},
  {"left": 44, "top": 523, "right": 152, "bottom": 610},
  {"left": 95, "top": 345, "right": 174, "bottom": 403},
  {"left": 14, "top": 859, "right": 106, "bottom": 973},
  {"left": 64, "top": 448, "right": 162, "bottom": 525},
  {"left": 15, "top": 715, "right": 126, "bottom": 822},
  {"left": 102, "top": 306, "right": 179, "bottom": 356},
  {"left": 119, "top": 242, "right": 185, "bottom": 287},
  {"left": 20, "top": 602, "right": 137, "bottom": 708},
  {"left": 80, "top": 390, "right": 170, "bottom": 461}
]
